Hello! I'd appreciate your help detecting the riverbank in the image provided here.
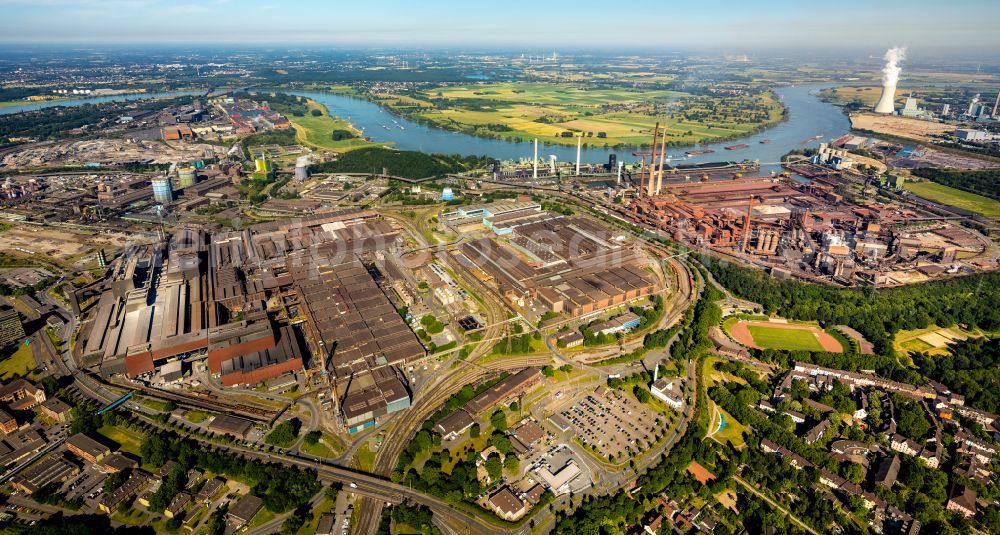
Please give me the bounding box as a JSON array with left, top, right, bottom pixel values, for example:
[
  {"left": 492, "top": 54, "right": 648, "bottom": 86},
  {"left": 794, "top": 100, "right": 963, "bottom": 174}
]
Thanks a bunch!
[
  {"left": 288, "top": 98, "right": 383, "bottom": 152},
  {"left": 0, "top": 97, "right": 73, "bottom": 108},
  {"left": 363, "top": 82, "right": 788, "bottom": 150},
  {"left": 0, "top": 90, "right": 201, "bottom": 116}
]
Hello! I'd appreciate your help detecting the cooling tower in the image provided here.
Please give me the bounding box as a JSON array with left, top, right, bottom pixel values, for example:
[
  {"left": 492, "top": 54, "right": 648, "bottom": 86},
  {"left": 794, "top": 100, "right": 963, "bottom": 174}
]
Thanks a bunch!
[
  {"left": 874, "top": 47, "right": 906, "bottom": 114},
  {"left": 873, "top": 84, "right": 897, "bottom": 114}
]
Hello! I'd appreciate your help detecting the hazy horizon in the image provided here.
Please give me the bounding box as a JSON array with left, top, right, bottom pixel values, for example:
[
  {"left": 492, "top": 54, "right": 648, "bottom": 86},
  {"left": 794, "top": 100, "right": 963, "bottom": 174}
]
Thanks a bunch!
[{"left": 1, "top": 0, "right": 998, "bottom": 54}]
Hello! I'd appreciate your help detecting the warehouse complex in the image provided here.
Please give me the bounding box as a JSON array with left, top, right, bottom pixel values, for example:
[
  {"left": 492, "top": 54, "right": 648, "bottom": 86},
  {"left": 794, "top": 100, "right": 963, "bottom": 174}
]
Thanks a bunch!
[
  {"left": 454, "top": 211, "right": 660, "bottom": 316},
  {"left": 76, "top": 208, "right": 424, "bottom": 423}
]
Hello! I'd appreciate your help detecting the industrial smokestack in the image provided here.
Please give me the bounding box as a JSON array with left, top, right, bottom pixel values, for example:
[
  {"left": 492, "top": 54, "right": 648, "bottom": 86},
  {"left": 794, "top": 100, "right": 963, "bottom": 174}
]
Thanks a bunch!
[
  {"left": 647, "top": 122, "right": 660, "bottom": 196},
  {"left": 616, "top": 161, "right": 623, "bottom": 185},
  {"left": 575, "top": 135, "right": 581, "bottom": 176},
  {"left": 656, "top": 129, "right": 667, "bottom": 195},
  {"left": 874, "top": 47, "right": 906, "bottom": 114},
  {"left": 533, "top": 138, "right": 538, "bottom": 179}
]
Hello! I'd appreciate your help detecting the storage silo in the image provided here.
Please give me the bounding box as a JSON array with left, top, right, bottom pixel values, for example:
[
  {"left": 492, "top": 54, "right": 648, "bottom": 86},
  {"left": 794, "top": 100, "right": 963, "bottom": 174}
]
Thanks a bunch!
[
  {"left": 151, "top": 176, "right": 173, "bottom": 204},
  {"left": 178, "top": 165, "right": 197, "bottom": 188}
]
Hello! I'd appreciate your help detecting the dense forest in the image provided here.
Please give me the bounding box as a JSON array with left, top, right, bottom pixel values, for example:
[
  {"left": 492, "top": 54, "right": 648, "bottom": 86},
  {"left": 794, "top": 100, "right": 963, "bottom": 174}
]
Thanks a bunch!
[
  {"left": 310, "top": 147, "right": 490, "bottom": 179},
  {"left": 911, "top": 168, "right": 1000, "bottom": 201},
  {"left": 913, "top": 337, "right": 1000, "bottom": 414},
  {"left": 702, "top": 256, "right": 1000, "bottom": 354}
]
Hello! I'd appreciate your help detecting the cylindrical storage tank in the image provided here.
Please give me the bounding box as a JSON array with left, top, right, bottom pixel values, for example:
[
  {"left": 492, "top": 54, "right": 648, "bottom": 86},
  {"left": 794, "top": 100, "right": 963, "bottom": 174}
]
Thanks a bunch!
[
  {"left": 151, "top": 176, "right": 173, "bottom": 204},
  {"left": 178, "top": 166, "right": 197, "bottom": 188}
]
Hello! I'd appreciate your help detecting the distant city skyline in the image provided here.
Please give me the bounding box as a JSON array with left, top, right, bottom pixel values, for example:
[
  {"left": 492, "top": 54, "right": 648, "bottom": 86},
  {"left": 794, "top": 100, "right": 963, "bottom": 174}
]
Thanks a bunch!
[{"left": 1, "top": 0, "right": 999, "bottom": 53}]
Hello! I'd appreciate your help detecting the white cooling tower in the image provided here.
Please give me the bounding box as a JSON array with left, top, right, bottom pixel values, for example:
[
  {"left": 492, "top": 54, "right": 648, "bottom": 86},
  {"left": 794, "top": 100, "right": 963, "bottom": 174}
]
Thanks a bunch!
[
  {"left": 874, "top": 84, "right": 897, "bottom": 114},
  {"left": 874, "top": 47, "right": 906, "bottom": 114}
]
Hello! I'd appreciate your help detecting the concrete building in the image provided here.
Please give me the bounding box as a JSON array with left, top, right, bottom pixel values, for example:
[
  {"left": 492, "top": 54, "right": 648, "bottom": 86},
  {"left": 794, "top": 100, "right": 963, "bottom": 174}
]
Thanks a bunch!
[
  {"left": 651, "top": 379, "right": 684, "bottom": 409},
  {"left": 489, "top": 487, "right": 526, "bottom": 520},
  {"left": 66, "top": 433, "right": 111, "bottom": 464},
  {"left": 555, "top": 330, "right": 583, "bottom": 348},
  {"left": 342, "top": 371, "right": 411, "bottom": 433},
  {"left": 536, "top": 459, "right": 581, "bottom": 495},
  {"left": 0, "top": 379, "right": 46, "bottom": 410},
  {"left": 464, "top": 368, "right": 541, "bottom": 416},
  {"left": 207, "top": 415, "right": 253, "bottom": 440},
  {"left": 434, "top": 410, "right": 475, "bottom": 441},
  {"left": 11, "top": 453, "right": 78, "bottom": 494},
  {"left": 98, "top": 471, "right": 151, "bottom": 513},
  {"left": 946, "top": 486, "right": 977, "bottom": 518},
  {"left": 0, "top": 307, "right": 25, "bottom": 348},
  {"left": 955, "top": 128, "right": 990, "bottom": 142},
  {"left": 590, "top": 312, "right": 642, "bottom": 336},
  {"left": 0, "top": 409, "right": 17, "bottom": 434},
  {"left": 227, "top": 494, "right": 264, "bottom": 528},
  {"left": 40, "top": 398, "right": 73, "bottom": 422}
]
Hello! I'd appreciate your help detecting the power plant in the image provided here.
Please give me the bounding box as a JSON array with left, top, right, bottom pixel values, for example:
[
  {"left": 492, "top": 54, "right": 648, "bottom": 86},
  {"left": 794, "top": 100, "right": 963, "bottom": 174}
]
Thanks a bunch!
[
  {"left": 873, "top": 46, "right": 906, "bottom": 114},
  {"left": 294, "top": 156, "right": 310, "bottom": 181}
]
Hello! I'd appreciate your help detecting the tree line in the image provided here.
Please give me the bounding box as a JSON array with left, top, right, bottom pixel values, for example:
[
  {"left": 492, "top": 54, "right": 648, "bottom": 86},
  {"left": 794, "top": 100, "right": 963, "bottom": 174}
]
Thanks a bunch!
[
  {"left": 310, "top": 147, "right": 491, "bottom": 180},
  {"left": 701, "top": 255, "right": 1000, "bottom": 355},
  {"left": 911, "top": 168, "right": 1000, "bottom": 202}
]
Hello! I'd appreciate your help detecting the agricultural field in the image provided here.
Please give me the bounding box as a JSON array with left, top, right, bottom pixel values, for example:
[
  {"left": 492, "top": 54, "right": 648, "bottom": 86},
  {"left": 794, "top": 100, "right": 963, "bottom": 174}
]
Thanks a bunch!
[
  {"left": 373, "top": 82, "right": 785, "bottom": 148},
  {"left": 727, "top": 319, "right": 843, "bottom": 353},
  {"left": 903, "top": 180, "right": 1000, "bottom": 218},
  {"left": 819, "top": 86, "right": 938, "bottom": 107}
]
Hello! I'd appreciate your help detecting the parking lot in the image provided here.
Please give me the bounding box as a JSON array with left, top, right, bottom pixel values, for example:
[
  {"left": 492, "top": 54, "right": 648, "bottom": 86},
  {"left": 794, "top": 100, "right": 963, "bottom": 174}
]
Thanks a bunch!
[
  {"left": 61, "top": 465, "right": 108, "bottom": 507},
  {"left": 559, "top": 387, "right": 661, "bottom": 460}
]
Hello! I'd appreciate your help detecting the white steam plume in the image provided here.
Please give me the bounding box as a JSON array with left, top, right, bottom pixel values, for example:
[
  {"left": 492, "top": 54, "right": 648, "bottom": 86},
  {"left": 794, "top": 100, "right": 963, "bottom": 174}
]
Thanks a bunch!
[{"left": 882, "top": 46, "right": 906, "bottom": 86}]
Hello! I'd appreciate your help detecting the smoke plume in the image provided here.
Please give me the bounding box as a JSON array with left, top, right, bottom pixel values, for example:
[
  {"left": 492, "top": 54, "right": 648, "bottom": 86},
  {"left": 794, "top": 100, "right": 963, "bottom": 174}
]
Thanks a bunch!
[{"left": 881, "top": 46, "right": 906, "bottom": 86}]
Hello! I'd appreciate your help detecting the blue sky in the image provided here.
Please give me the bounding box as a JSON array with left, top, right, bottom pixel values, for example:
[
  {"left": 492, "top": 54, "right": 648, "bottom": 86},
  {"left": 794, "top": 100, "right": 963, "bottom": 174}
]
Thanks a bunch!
[{"left": 1, "top": 0, "right": 998, "bottom": 51}]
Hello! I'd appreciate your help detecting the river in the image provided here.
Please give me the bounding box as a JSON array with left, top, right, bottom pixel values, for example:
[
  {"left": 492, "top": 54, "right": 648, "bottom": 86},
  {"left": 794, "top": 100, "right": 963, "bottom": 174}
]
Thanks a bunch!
[
  {"left": 1, "top": 85, "right": 848, "bottom": 174},
  {"left": 294, "top": 84, "right": 850, "bottom": 174},
  {"left": 0, "top": 91, "right": 200, "bottom": 115}
]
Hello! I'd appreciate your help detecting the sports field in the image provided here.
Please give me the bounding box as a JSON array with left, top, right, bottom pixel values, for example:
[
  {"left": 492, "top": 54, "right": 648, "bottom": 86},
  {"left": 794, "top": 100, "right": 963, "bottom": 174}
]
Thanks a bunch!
[
  {"left": 904, "top": 181, "right": 1000, "bottom": 218},
  {"left": 374, "top": 82, "right": 785, "bottom": 148},
  {"left": 728, "top": 320, "right": 843, "bottom": 353}
]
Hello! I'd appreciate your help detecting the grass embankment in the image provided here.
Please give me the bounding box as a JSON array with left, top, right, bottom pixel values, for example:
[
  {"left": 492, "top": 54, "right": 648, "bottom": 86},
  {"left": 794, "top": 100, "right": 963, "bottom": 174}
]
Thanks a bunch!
[
  {"left": 290, "top": 99, "right": 379, "bottom": 152},
  {"left": 904, "top": 180, "right": 1000, "bottom": 218},
  {"left": 301, "top": 433, "right": 345, "bottom": 459},
  {"left": 374, "top": 82, "right": 785, "bottom": 148}
]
